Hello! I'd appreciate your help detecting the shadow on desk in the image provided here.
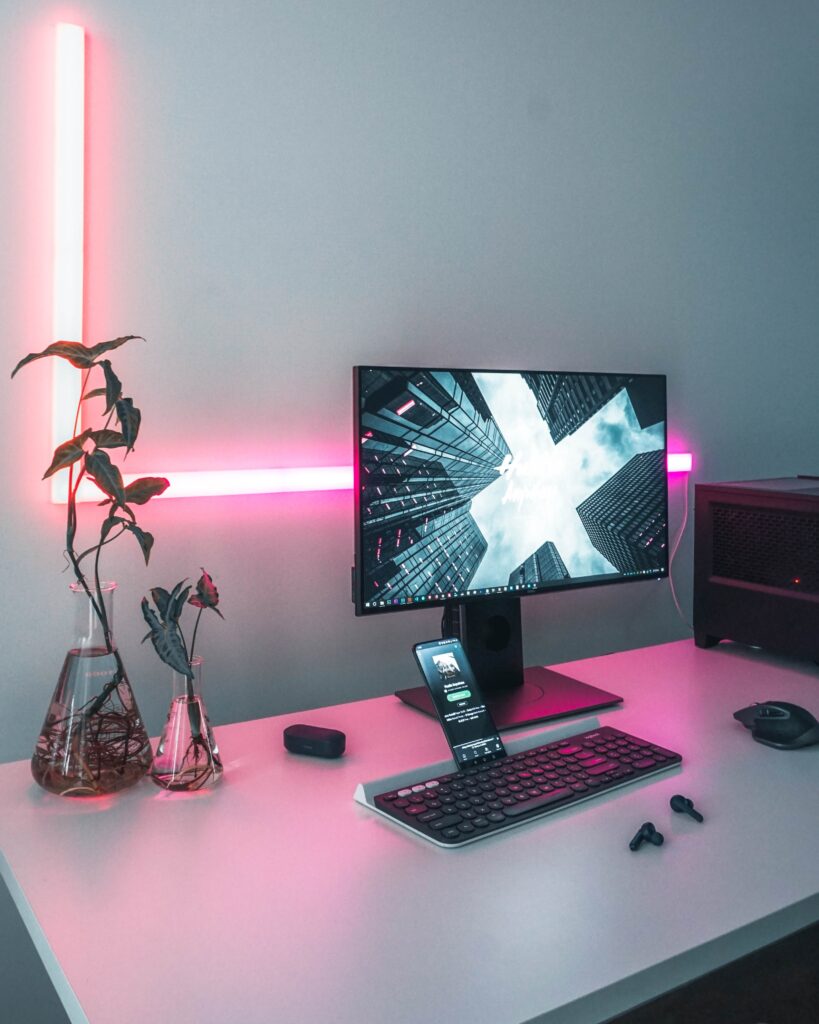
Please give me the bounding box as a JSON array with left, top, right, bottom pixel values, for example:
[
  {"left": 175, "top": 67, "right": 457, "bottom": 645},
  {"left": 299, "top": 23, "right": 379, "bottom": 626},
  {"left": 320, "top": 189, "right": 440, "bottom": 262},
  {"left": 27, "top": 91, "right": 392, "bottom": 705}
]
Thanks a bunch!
[{"left": 606, "top": 921, "right": 819, "bottom": 1024}]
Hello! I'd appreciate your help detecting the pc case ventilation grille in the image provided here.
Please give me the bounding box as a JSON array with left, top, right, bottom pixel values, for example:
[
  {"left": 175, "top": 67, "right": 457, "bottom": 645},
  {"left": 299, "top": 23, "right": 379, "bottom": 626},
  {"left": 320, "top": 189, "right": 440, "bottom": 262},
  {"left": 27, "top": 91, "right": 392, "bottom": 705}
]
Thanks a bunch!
[{"left": 712, "top": 503, "right": 819, "bottom": 595}]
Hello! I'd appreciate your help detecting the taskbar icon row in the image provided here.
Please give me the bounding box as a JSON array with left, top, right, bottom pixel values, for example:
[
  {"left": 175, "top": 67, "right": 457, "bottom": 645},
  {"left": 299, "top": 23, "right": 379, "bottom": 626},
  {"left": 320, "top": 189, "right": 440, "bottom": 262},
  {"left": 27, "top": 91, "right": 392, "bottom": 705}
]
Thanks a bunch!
[{"left": 363, "top": 583, "right": 540, "bottom": 609}]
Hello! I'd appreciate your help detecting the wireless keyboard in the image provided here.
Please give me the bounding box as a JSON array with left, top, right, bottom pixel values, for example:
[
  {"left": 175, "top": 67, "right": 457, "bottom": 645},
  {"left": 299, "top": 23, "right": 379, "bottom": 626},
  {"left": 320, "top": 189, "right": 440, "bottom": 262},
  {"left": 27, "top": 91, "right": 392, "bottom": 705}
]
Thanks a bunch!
[{"left": 372, "top": 725, "right": 681, "bottom": 847}]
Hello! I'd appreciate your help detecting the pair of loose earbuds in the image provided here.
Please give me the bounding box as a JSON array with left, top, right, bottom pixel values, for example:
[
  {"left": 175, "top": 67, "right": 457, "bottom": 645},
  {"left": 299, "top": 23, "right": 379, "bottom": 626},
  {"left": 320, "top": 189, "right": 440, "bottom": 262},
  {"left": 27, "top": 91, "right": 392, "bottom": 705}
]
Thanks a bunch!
[{"left": 629, "top": 795, "right": 704, "bottom": 851}]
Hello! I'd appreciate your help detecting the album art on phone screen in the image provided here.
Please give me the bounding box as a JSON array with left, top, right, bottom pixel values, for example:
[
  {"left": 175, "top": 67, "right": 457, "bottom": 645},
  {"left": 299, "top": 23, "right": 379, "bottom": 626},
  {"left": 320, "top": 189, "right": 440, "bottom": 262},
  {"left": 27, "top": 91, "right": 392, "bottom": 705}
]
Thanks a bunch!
[{"left": 432, "top": 652, "right": 460, "bottom": 679}]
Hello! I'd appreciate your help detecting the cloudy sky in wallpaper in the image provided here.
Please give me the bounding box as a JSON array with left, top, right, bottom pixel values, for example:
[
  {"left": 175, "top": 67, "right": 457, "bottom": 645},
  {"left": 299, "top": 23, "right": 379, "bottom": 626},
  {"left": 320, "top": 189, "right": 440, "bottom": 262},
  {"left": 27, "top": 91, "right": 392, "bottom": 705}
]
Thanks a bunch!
[{"left": 468, "top": 373, "right": 664, "bottom": 587}]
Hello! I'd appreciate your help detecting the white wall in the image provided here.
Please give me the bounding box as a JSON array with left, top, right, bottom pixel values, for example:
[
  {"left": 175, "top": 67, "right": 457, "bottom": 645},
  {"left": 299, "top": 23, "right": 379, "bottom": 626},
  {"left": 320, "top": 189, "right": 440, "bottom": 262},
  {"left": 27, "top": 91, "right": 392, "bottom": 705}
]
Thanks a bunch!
[{"left": 3, "top": 0, "right": 819, "bottom": 768}]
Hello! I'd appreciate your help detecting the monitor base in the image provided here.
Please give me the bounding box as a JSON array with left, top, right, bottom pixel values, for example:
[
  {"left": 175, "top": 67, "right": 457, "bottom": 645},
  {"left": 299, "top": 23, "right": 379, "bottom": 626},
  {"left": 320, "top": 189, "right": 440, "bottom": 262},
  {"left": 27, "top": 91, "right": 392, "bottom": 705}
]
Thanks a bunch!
[{"left": 394, "top": 666, "right": 622, "bottom": 732}]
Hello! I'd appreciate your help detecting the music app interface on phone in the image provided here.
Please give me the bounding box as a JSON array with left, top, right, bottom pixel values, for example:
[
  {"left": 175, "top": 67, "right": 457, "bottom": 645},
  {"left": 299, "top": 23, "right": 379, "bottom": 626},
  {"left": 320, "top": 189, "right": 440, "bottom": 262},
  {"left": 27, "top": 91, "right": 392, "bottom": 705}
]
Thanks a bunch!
[{"left": 415, "top": 640, "right": 505, "bottom": 766}]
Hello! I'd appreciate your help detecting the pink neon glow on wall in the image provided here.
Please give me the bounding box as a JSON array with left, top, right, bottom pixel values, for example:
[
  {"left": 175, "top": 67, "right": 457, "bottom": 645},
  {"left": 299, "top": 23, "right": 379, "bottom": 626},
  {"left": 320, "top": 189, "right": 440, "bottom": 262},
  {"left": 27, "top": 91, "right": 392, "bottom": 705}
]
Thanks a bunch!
[
  {"left": 49, "top": 24, "right": 695, "bottom": 503},
  {"left": 46, "top": 23, "right": 357, "bottom": 504}
]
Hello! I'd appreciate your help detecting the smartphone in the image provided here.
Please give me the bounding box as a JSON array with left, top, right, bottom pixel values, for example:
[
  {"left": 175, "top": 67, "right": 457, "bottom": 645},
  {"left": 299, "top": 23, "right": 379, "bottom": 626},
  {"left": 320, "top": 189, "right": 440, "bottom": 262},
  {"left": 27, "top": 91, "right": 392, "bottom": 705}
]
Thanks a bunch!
[{"left": 412, "top": 637, "right": 507, "bottom": 769}]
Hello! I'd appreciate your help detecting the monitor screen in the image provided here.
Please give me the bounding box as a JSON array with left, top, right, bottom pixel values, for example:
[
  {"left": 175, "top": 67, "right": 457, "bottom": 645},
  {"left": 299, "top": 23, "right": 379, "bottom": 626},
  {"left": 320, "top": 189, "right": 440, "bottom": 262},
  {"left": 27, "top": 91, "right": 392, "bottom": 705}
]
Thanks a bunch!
[{"left": 354, "top": 367, "right": 668, "bottom": 615}]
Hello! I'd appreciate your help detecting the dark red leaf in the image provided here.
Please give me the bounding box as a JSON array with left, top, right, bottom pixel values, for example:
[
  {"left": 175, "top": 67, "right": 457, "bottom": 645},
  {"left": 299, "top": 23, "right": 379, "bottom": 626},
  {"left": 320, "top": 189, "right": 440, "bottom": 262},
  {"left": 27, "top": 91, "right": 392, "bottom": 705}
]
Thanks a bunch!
[
  {"left": 12, "top": 341, "right": 97, "bottom": 378},
  {"left": 188, "top": 568, "right": 224, "bottom": 617},
  {"left": 42, "top": 429, "right": 92, "bottom": 480},
  {"left": 123, "top": 477, "right": 170, "bottom": 505}
]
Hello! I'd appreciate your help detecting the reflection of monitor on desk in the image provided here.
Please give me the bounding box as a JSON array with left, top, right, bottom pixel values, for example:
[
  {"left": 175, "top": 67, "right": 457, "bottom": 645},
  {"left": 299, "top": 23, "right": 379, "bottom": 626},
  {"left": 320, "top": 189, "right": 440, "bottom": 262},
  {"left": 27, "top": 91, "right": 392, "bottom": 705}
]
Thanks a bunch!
[{"left": 353, "top": 366, "right": 668, "bottom": 729}]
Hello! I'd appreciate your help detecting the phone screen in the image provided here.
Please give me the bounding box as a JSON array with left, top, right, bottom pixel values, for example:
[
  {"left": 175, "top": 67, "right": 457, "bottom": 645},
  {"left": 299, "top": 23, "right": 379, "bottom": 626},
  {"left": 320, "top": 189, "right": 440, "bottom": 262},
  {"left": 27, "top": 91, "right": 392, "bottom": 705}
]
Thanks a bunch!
[{"left": 413, "top": 638, "right": 506, "bottom": 767}]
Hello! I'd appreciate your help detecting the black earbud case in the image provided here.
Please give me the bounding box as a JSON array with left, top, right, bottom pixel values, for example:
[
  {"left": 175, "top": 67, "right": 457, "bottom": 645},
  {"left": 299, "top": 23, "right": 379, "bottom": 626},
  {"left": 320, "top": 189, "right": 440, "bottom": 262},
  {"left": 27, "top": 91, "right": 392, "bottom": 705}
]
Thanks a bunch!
[{"left": 283, "top": 723, "right": 346, "bottom": 759}]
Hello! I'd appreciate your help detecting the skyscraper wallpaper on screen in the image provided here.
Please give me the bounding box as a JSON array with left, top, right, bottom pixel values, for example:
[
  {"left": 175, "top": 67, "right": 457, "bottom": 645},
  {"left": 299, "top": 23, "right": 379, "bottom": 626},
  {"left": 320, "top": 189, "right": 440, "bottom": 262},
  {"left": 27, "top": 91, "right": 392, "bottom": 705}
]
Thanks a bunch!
[{"left": 356, "top": 369, "right": 667, "bottom": 610}]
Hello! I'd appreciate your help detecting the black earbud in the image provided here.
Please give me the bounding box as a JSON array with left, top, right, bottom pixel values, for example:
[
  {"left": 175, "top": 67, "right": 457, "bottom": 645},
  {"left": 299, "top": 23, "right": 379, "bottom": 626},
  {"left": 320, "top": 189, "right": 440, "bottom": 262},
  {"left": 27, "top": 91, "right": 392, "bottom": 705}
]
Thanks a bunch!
[
  {"left": 670, "top": 794, "right": 704, "bottom": 822},
  {"left": 629, "top": 821, "right": 664, "bottom": 851}
]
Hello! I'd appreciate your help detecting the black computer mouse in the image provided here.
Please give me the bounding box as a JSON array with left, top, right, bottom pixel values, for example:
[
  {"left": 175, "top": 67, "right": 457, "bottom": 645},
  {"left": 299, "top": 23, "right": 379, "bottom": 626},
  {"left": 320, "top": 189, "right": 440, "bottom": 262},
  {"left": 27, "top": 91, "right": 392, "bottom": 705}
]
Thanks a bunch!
[{"left": 733, "top": 701, "right": 819, "bottom": 749}]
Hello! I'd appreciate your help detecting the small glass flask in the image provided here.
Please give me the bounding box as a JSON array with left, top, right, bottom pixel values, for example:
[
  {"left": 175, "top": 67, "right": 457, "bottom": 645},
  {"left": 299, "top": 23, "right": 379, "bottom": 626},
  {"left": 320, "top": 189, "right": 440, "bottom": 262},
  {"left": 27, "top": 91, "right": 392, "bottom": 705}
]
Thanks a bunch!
[
  {"left": 31, "top": 581, "right": 153, "bottom": 796},
  {"left": 151, "top": 656, "right": 223, "bottom": 791}
]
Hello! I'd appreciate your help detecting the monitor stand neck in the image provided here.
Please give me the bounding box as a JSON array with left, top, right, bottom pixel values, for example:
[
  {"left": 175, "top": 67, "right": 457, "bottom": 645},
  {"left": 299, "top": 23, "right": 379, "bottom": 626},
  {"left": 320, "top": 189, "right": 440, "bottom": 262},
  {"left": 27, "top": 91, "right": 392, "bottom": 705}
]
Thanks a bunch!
[{"left": 395, "top": 596, "right": 622, "bottom": 731}]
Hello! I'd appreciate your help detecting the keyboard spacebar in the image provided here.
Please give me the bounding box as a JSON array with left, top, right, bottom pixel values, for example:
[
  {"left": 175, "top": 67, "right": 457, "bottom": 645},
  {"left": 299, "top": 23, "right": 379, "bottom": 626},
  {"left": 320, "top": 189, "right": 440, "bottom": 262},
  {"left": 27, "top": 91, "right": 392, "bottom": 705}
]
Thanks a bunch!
[{"left": 502, "top": 787, "right": 573, "bottom": 818}]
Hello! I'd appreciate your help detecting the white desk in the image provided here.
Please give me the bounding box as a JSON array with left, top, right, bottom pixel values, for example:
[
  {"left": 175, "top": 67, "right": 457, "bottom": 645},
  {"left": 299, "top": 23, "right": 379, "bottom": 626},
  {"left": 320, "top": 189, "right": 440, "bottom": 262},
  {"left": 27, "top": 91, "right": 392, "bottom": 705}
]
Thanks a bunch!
[{"left": 2, "top": 640, "right": 819, "bottom": 1024}]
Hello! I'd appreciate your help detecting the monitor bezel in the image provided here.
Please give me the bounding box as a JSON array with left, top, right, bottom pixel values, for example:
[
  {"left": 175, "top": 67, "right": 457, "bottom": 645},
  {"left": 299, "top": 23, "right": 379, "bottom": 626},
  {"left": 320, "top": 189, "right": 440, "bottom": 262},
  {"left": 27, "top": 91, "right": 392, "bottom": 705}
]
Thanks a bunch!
[{"left": 353, "top": 365, "right": 668, "bottom": 617}]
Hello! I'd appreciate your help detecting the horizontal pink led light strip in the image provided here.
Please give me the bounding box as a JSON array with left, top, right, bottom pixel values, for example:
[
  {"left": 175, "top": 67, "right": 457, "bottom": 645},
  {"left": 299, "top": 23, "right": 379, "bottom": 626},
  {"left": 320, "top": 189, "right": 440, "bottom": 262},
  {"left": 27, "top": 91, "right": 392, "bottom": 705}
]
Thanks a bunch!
[
  {"left": 69, "top": 467, "right": 353, "bottom": 502},
  {"left": 70, "top": 454, "right": 692, "bottom": 502}
]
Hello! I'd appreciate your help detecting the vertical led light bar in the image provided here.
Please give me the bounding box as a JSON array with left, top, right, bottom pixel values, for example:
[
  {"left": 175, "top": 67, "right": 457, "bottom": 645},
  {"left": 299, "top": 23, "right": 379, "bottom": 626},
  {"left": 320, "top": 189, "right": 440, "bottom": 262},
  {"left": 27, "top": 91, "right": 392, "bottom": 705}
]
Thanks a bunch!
[
  {"left": 667, "top": 453, "right": 693, "bottom": 474},
  {"left": 51, "top": 23, "right": 85, "bottom": 503}
]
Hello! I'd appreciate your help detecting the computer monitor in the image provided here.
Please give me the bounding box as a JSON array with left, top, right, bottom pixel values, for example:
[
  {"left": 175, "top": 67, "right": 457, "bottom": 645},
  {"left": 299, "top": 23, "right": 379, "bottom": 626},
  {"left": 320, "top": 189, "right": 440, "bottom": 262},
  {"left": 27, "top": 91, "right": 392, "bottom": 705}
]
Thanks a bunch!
[{"left": 353, "top": 366, "right": 668, "bottom": 730}]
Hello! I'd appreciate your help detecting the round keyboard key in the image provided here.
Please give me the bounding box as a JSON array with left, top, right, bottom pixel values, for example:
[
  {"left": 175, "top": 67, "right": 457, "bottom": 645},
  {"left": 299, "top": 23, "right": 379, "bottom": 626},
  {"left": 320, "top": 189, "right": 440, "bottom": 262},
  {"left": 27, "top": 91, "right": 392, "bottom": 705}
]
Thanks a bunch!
[
  {"left": 411, "top": 784, "right": 426, "bottom": 793},
  {"left": 458, "top": 822, "right": 476, "bottom": 834},
  {"left": 394, "top": 798, "right": 410, "bottom": 808},
  {"left": 442, "top": 828, "right": 461, "bottom": 840},
  {"left": 405, "top": 804, "right": 427, "bottom": 815},
  {"left": 473, "top": 817, "right": 490, "bottom": 828},
  {"left": 397, "top": 789, "right": 412, "bottom": 797},
  {"left": 425, "top": 780, "right": 440, "bottom": 789},
  {"left": 488, "top": 811, "right": 505, "bottom": 823}
]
